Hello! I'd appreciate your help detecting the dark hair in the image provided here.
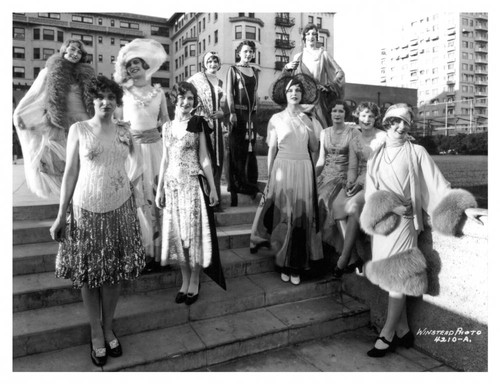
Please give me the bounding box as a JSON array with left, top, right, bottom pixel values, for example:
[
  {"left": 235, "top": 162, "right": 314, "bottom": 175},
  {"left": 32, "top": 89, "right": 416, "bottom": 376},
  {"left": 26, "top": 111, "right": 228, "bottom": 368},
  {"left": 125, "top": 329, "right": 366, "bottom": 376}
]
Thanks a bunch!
[
  {"left": 171, "top": 81, "right": 199, "bottom": 108},
  {"left": 90, "top": 75, "right": 124, "bottom": 106},
  {"left": 302, "top": 23, "right": 319, "bottom": 43},
  {"left": 125, "top": 57, "right": 150, "bottom": 70},
  {"left": 286, "top": 78, "right": 305, "bottom": 96},
  {"left": 330, "top": 100, "right": 352, "bottom": 120},
  {"left": 59, "top": 39, "right": 88, "bottom": 63},
  {"left": 236, "top": 40, "right": 256, "bottom": 59}
]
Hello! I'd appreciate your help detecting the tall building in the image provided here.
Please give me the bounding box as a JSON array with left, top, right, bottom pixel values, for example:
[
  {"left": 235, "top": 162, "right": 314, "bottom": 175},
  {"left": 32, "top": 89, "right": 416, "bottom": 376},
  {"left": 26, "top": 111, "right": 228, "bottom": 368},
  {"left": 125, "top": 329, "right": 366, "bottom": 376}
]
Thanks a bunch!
[
  {"left": 12, "top": 12, "right": 171, "bottom": 102},
  {"left": 166, "top": 12, "right": 336, "bottom": 102},
  {"left": 380, "top": 12, "right": 488, "bottom": 135}
]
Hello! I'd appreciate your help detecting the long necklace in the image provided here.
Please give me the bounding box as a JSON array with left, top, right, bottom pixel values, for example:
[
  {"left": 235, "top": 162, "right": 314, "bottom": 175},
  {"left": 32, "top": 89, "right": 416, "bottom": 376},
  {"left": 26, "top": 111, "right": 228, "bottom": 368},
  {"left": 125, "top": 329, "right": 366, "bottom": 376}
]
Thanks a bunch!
[
  {"left": 126, "top": 84, "right": 161, "bottom": 107},
  {"left": 383, "top": 145, "right": 404, "bottom": 164}
]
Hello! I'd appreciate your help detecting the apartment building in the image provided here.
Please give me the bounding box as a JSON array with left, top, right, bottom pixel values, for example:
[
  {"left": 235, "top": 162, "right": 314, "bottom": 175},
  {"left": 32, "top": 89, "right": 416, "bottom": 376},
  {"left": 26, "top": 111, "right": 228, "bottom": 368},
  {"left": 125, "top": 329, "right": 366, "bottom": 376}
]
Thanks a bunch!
[{"left": 380, "top": 12, "right": 488, "bottom": 135}]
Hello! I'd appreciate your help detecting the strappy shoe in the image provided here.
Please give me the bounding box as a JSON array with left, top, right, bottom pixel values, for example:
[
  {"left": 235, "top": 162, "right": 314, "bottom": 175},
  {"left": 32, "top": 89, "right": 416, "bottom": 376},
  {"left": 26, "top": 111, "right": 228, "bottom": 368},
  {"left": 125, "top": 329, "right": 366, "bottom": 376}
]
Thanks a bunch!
[
  {"left": 396, "top": 330, "right": 415, "bottom": 348},
  {"left": 367, "top": 336, "right": 395, "bottom": 358},
  {"left": 90, "top": 340, "right": 107, "bottom": 366},
  {"left": 106, "top": 337, "right": 122, "bottom": 358}
]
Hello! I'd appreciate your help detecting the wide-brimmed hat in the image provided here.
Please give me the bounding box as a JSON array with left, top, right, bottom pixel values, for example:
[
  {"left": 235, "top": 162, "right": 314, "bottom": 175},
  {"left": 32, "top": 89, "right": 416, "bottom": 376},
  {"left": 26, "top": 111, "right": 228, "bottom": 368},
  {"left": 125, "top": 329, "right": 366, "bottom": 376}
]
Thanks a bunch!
[
  {"left": 203, "top": 51, "right": 222, "bottom": 71},
  {"left": 270, "top": 73, "right": 318, "bottom": 106},
  {"left": 382, "top": 103, "right": 414, "bottom": 127},
  {"left": 113, "top": 38, "right": 167, "bottom": 84}
]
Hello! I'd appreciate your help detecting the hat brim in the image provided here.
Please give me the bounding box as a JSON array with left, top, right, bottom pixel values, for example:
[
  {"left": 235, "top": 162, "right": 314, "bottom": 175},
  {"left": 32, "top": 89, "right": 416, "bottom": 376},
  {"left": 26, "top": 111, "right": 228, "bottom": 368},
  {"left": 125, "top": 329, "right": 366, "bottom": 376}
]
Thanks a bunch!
[{"left": 270, "top": 73, "right": 319, "bottom": 106}]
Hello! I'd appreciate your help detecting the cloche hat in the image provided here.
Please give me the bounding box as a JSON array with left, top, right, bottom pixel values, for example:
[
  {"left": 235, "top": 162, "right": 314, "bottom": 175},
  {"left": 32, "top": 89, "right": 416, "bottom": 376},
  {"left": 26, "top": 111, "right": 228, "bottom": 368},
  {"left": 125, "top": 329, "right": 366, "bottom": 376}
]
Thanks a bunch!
[{"left": 382, "top": 103, "right": 414, "bottom": 127}]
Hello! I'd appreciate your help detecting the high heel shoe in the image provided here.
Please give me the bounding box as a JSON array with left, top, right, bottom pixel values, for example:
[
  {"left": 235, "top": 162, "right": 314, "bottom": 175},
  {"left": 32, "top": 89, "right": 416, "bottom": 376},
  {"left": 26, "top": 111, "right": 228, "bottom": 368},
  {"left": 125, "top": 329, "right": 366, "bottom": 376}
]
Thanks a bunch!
[
  {"left": 175, "top": 291, "right": 187, "bottom": 304},
  {"left": 250, "top": 240, "right": 271, "bottom": 254},
  {"left": 185, "top": 283, "right": 201, "bottom": 306},
  {"left": 105, "top": 335, "right": 122, "bottom": 358},
  {"left": 367, "top": 336, "right": 395, "bottom": 358},
  {"left": 90, "top": 340, "right": 107, "bottom": 366},
  {"left": 345, "top": 259, "right": 364, "bottom": 274},
  {"left": 396, "top": 330, "right": 414, "bottom": 348},
  {"left": 332, "top": 265, "right": 345, "bottom": 279}
]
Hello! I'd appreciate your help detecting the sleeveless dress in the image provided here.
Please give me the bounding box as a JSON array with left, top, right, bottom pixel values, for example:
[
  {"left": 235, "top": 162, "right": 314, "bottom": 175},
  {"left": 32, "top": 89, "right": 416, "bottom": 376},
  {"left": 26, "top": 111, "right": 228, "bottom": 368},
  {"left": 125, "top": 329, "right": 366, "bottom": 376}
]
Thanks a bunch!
[
  {"left": 160, "top": 119, "right": 214, "bottom": 269},
  {"left": 55, "top": 122, "right": 145, "bottom": 289},
  {"left": 317, "top": 125, "right": 360, "bottom": 248},
  {"left": 250, "top": 111, "right": 323, "bottom": 271},
  {"left": 122, "top": 85, "right": 164, "bottom": 259}
]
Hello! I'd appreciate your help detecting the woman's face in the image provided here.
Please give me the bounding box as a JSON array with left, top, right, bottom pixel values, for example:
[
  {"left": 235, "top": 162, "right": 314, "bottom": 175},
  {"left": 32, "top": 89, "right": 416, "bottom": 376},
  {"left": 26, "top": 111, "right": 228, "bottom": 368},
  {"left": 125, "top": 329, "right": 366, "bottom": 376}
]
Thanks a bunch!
[
  {"left": 176, "top": 90, "right": 195, "bottom": 114},
  {"left": 63, "top": 43, "right": 83, "bottom": 63},
  {"left": 304, "top": 29, "right": 318, "bottom": 46},
  {"left": 331, "top": 104, "right": 346, "bottom": 124},
  {"left": 358, "top": 108, "right": 376, "bottom": 130},
  {"left": 386, "top": 117, "right": 408, "bottom": 139},
  {"left": 93, "top": 90, "right": 117, "bottom": 117},
  {"left": 126, "top": 58, "right": 146, "bottom": 78},
  {"left": 238, "top": 45, "right": 254, "bottom": 64},
  {"left": 205, "top": 57, "right": 219, "bottom": 74},
  {"left": 286, "top": 84, "right": 302, "bottom": 105}
]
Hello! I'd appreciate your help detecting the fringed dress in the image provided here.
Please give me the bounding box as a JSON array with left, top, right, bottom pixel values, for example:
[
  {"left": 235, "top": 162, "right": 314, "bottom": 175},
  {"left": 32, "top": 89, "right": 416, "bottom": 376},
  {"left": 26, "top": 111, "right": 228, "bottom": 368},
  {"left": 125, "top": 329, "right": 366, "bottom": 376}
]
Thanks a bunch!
[
  {"left": 160, "top": 117, "right": 218, "bottom": 269},
  {"left": 55, "top": 122, "right": 145, "bottom": 289},
  {"left": 317, "top": 125, "right": 360, "bottom": 249},
  {"left": 250, "top": 111, "right": 323, "bottom": 272}
]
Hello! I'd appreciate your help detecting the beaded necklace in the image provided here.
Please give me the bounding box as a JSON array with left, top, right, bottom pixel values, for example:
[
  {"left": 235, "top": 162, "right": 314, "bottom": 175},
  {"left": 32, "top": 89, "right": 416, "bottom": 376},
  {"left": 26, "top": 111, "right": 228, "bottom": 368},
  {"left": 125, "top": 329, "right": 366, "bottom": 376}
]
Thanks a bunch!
[{"left": 126, "top": 84, "right": 161, "bottom": 107}]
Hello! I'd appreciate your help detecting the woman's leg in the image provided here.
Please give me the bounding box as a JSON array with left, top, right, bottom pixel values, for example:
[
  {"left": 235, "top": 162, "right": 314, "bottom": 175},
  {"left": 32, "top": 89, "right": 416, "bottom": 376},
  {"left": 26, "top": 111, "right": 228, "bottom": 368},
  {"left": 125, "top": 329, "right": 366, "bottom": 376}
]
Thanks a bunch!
[
  {"left": 101, "top": 283, "right": 121, "bottom": 343},
  {"left": 396, "top": 300, "right": 410, "bottom": 336},
  {"left": 179, "top": 263, "right": 191, "bottom": 293},
  {"left": 81, "top": 284, "right": 104, "bottom": 348},
  {"left": 188, "top": 264, "right": 201, "bottom": 295},
  {"left": 336, "top": 215, "right": 360, "bottom": 269},
  {"left": 375, "top": 293, "right": 406, "bottom": 349}
]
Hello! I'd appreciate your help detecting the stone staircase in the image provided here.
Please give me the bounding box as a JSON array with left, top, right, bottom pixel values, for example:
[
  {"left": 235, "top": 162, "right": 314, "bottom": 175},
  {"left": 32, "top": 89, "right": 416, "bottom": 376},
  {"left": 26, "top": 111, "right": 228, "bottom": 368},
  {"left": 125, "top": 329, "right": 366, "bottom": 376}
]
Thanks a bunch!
[{"left": 13, "top": 188, "right": 370, "bottom": 372}]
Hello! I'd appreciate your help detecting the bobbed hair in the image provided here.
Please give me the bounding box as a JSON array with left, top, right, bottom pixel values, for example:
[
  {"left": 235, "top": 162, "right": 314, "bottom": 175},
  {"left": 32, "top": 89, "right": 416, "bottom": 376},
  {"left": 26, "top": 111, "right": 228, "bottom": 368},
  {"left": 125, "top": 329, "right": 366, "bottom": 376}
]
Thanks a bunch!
[
  {"left": 89, "top": 75, "right": 124, "bottom": 107},
  {"left": 59, "top": 39, "right": 88, "bottom": 63},
  {"left": 236, "top": 40, "right": 256, "bottom": 59},
  {"left": 302, "top": 23, "right": 319, "bottom": 43},
  {"left": 170, "top": 81, "right": 199, "bottom": 109}
]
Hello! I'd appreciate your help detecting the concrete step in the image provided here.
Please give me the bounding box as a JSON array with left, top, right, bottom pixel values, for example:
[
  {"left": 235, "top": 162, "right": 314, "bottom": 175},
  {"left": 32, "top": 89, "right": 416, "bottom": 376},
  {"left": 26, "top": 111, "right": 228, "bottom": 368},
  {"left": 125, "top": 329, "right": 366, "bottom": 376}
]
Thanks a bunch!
[
  {"left": 214, "top": 205, "right": 257, "bottom": 227},
  {"left": 13, "top": 271, "right": 342, "bottom": 358},
  {"left": 13, "top": 293, "right": 369, "bottom": 371},
  {"left": 13, "top": 247, "right": 275, "bottom": 312}
]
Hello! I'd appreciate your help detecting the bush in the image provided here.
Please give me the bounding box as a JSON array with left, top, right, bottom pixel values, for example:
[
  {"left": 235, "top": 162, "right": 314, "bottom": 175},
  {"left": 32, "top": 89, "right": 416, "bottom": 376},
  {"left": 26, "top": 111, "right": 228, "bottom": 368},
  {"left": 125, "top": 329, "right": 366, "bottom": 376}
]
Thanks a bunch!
[{"left": 415, "top": 132, "right": 487, "bottom": 155}]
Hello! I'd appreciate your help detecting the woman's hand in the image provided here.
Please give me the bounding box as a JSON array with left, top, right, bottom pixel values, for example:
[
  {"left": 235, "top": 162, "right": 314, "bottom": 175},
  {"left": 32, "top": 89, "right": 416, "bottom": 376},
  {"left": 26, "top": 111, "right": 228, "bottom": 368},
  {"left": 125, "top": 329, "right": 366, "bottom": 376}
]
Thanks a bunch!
[
  {"left": 393, "top": 201, "right": 413, "bottom": 218},
  {"left": 229, "top": 113, "right": 237, "bottom": 124},
  {"left": 210, "top": 110, "right": 224, "bottom": 120},
  {"left": 285, "top": 60, "right": 299, "bottom": 71},
  {"left": 209, "top": 189, "right": 219, "bottom": 207},
  {"left": 49, "top": 216, "right": 66, "bottom": 242},
  {"left": 155, "top": 188, "right": 165, "bottom": 209},
  {"left": 346, "top": 183, "right": 362, "bottom": 197},
  {"left": 465, "top": 207, "right": 487, "bottom": 225}
]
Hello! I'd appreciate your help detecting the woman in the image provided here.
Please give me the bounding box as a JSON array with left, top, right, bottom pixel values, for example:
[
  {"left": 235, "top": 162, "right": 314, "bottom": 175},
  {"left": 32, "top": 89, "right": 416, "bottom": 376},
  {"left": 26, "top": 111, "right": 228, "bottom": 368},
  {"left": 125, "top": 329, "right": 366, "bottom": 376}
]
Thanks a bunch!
[
  {"left": 156, "top": 82, "right": 220, "bottom": 305},
  {"left": 13, "top": 39, "right": 95, "bottom": 198},
  {"left": 333, "top": 102, "right": 387, "bottom": 277},
  {"left": 188, "top": 51, "right": 226, "bottom": 208},
  {"left": 360, "top": 103, "right": 478, "bottom": 357},
  {"left": 250, "top": 74, "right": 323, "bottom": 285},
  {"left": 316, "top": 101, "right": 360, "bottom": 261},
  {"left": 49, "top": 76, "right": 146, "bottom": 366},
  {"left": 225, "top": 40, "right": 260, "bottom": 206},
  {"left": 113, "top": 38, "right": 169, "bottom": 272},
  {"left": 284, "top": 23, "right": 345, "bottom": 128}
]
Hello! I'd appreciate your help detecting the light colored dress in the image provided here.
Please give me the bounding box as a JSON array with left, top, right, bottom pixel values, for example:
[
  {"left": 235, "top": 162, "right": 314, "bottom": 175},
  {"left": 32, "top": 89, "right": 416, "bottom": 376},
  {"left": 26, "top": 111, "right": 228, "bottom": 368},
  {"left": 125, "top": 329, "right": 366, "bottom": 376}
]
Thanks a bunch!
[
  {"left": 123, "top": 84, "right": 164, "bottom": 259},
  {"left": 160, "top": 118, "right": 214, "bottom": 269},
  {"left": 317, "top": 125, "right": 360, "bottom": 248},
  {"left": 55, "top": 121, "right": 145, "bottom": 288},
  {"left": 250, "top": 111, "right": 323, "bottom": 271}
]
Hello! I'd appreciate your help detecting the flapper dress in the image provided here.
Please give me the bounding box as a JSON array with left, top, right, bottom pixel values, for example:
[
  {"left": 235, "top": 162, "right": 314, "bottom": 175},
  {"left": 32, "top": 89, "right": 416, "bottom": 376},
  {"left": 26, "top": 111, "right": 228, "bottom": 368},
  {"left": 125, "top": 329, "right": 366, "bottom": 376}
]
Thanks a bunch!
[
  {"left": 160, "top": 118, "right": 216, "bottom": 269},
  {"left": 225, "top": 65, "right": 260, "bottom": 196},
  {"left": 55, "top": 122, "right": 145, "bottom": 289},
  {"left": 250, "top": 111, "right": 323, "bottom": 271},
  {"left": 122, "top": 84, "right": 164, "bottom": 259},
  {"left": 317, "top": 125, "right": 360, "bottom": 249}
]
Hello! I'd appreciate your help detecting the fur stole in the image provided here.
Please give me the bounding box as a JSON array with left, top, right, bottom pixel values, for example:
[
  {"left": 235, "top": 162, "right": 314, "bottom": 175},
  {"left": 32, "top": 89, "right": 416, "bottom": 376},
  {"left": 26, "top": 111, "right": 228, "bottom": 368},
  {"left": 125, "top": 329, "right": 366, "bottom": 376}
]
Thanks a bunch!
[
  {"left": 431, "top": 188, "right": 477, "bottom": 236},
  {"left": 360, "top": 190, "right": 401, "bottom": 236},
  {"left": 365, "top": 247, "right": 428, "bottom": 296},
  {"left": 44, "top": 54, "right": 96, "bottom": 131}
]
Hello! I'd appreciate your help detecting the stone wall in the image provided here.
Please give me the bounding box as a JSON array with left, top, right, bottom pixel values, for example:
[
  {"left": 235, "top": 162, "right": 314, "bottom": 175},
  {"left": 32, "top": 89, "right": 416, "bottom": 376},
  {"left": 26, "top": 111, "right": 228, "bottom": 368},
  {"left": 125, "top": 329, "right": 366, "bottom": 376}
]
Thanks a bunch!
[{"left": 342, "top": 216, "right": 488, "bottom": 372}]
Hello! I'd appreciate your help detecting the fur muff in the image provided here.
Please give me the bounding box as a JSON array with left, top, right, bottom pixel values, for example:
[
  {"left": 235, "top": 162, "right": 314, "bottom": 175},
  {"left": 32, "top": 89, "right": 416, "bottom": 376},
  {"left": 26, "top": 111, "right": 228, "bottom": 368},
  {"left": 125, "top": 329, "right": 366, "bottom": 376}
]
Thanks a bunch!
[
  {"left": 365, "top": 247, "right": 428, "bottom": 296},
  {"left": 44, "top": 55, "right": 96, "bottom": 131},
  {"left": 360, "top": 190, "right": 401, "bottom": 236},
  {"left": 431, "top": 189, "right": 477, "bottom": 236}
]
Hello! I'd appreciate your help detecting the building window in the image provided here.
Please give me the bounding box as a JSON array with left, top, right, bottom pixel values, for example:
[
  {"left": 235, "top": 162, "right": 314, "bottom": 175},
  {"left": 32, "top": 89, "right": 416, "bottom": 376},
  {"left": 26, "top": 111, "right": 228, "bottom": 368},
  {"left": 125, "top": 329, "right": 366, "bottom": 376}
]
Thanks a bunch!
[
  {"left": 57, "top": 31, "right": 64, "bottom": 42},
  {"left": 316, "top": 17, "right": 322, "bottom": 28},
  {"left": 175, "top": 41, "right": 178, "bottom": 52},
  {"left": 152, "top": 25, "right": 169, "bottom": 37},
  {"left": 198, "top": 42, "right": 201, "bottom": 53},
  {"left": 151, "top": 77, "right": 170, "bottom": 88},
  {"left": 235, "top": 25, "right": 242, "bottom": 39},
  {"left": 276, "top": 32, "right": 289, "bottom": 41},
  {"left": 111, "top": 38, "right": 115, "bottom": 45},
  {"left": 13, "top": 27, "right": 25, "bottom": 40},
  {"left": 214, "top": 30, "right": 218, "bottom": 44},
  {"left": 246, "top": 25, "right": 256, "bottom": 40},
  {"left": 185, "top": 46, "right": 188, "bottom": 57},
  {"left": 203, "top": 17, "right": 206, "bottom": 30},
  {"left": 33, "top": 48, "right": 40, "bottom": 59},
  {"left": 38, "top": 13, "right": 60, "bottom": 19},
  {"left": 120, "top": 39, "right": 130, "bottom": 47},
  {"left": 98, "top": 18, "right": 103, "bottom": 25},
  {"left": 238, "top": 13, "right": 245, "bottom": 17},
  {"left": 34, "top": 67, "right": 41, "bottom": 78},
  {"left": 98, "top": 36, "right": 103, "bottom": 44},
  {"left": 308, "top": 15, "right": 314, "bottom": 24},
  {"left": 190, "top": 44, "right": 196, "bottom": 56},
  {"left": 120, "top": 21, "right": 139, "bottom": 29},
  {"left": 185, "top": 66, "right": 189, "bottom": 77},
  {"left": 190, "top": 64, "right": 196, "bottom": 77},
  {"left": 73, "top": 34, "right": 93, "bottom": 47},
  {"left": 13, "top": 47, "right": 25, "bottom": 59},
  {"left": 203, "top": 39, "right": 206, "bottom": 52},
  {"left": 249, "top": 13, "right": 255, "bottom": 18},
  {"left": 275, "top": 54, "right": 289, "bottom": 63},
  {"left": 215, "top": 13, "right": 218, "bottom": 21},
  {"left": 87, "top": 54, "right": 93, "bottom": 64},
  {"left": 111, "top": 56, "right": 115, "bottom": 63},
  {"left": 72, "top": 15, "right": 93, "bottom": 23},
  {"left": 110, "top": 19, "right": 115, "bottom": 27},
  {"left": 43, "top": 29, "right": 55, "bottom": 41},
  {"left": 98, "top": 54, "right": 103, "bottom": 62},
  {"left": 13, "top": 67, "right": 25, "bottom": 78},
  {"left": 160, "top": 61, "right": 170, "bottom": 71},
  {"left": 43, "top": 48, "right": 55, "bottom": 60},
  {"left": 175, "top": 59, "right": 178, "bottom": 70},
  {"left": 208, "top": 35, "right": 211, "bottom": 44},
  {"left": 198, "top": 21, "right": 201, "bottom": 33},
  {"left": 163, "top": 44, "right": 170, "bottom": 55}
]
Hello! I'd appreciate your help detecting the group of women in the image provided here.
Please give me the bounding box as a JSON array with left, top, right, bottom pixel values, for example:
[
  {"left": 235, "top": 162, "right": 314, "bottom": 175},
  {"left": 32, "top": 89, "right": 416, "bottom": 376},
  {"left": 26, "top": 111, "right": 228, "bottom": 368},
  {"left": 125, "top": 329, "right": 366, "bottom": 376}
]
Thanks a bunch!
[{"left": 13, "top": 22, "right": 482, "bottom": 367}]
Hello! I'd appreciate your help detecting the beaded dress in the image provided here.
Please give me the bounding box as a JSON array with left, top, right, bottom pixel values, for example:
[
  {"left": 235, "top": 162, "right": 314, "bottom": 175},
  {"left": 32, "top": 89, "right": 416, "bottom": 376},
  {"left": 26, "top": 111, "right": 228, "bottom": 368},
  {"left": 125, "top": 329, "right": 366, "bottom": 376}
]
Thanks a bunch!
[{"left": 55, "top": 121, "right": 145, "bottom": 288}]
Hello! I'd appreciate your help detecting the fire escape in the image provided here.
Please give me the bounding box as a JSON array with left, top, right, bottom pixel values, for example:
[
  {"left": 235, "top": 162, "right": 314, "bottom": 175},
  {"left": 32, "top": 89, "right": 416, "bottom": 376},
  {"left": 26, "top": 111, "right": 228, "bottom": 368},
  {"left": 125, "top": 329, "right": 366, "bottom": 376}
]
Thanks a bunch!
[{"left": 274, "top": 13, "right": 295, "bottom": 71}]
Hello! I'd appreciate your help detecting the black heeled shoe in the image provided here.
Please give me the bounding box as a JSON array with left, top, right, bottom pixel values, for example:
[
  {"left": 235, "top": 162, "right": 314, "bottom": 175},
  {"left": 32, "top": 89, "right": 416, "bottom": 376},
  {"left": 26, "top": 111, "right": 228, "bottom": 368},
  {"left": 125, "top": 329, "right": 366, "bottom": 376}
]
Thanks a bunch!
[
  {"left": 345, "top": 259, "right": 364, "bottom": 274},
  {"left": 367, "top": 336, "right": 395, "bottom": 358},
  {"left": 185, "top": 283, "right": 201, "bottom": 306},
  {"left": 332, "top": 265, "right": 345, "bottom": 279},
  {"left": 90, "top": 340, "right": 107, "bottom": 366},
  {"left": 396, "top": 330, "right": 414, "bottom": 348},
  {"left": 250, "top": 241, "right": 271, "bottom": 254},
  {"left": 106, "top": 336, "right": 122, "bottom": 358},
  {"left": 175, "top": 291, "right": 187, "bottom": 304},
  {"left": 230, "top": 192, "right": 238, "bottom": 207}
]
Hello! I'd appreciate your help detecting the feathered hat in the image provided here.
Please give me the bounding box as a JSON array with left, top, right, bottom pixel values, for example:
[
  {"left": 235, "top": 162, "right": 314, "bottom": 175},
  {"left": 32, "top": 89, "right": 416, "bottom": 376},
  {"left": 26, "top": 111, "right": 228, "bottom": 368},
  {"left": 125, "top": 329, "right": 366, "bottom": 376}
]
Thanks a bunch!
[
  {"left": 113, "top": 38, "right": 167, "bottom": 85},
  {"left": 270, "top": 73, "right": 318, "bottom": 106}
]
